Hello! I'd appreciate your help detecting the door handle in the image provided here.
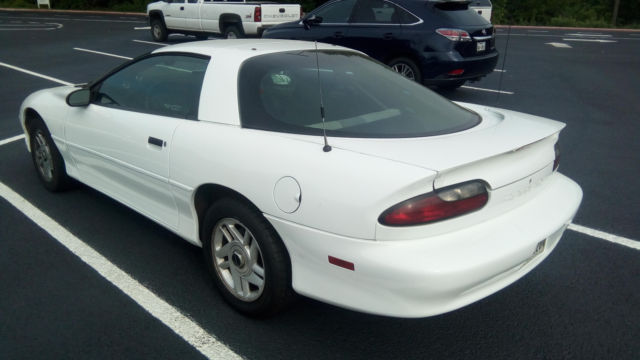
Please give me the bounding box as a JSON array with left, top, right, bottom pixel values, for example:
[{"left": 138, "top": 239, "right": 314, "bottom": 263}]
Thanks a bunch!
[
  {"left": 383, "top": 32, "right": 394, "bottom": 40},
  {"left": 148, "top": 136, "right": 165, "bottom": 147},
  {"left": 180, "top": 6, "right": 184, "bottom": 10},
  {"left": 334, "top": 31, "right": 344, "bottom": 38}
]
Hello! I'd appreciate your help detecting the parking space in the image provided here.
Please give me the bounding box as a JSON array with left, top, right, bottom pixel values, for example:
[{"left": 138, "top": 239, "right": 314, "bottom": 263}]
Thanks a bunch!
[{"left": 1, "top": 10, "right": 639, "bottom": 360}]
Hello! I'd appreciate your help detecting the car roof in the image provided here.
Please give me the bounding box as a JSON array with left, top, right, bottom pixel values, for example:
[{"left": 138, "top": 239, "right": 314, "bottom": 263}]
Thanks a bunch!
[
  {"left": 153, "top": 39, "right": 362, "bottom": 127},
  {"left": 153, "top": 39, "right": 354, "bottom": 59}
]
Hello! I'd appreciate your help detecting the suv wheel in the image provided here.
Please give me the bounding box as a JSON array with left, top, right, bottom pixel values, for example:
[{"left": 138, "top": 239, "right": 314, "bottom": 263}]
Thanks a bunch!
[{"left": 388, "top": 58, "right": 421, "bottom": 83}]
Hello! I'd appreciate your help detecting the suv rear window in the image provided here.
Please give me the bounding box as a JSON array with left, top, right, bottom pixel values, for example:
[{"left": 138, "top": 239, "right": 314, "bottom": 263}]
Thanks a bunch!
[{"left": 238, "top": 50, "right": 480, "bottom": 138}]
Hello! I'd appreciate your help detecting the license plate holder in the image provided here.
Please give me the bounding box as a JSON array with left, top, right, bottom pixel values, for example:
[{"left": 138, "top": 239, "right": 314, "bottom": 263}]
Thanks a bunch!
[{"left": 477, "top": 41, "right": 486, "bottom": 52}]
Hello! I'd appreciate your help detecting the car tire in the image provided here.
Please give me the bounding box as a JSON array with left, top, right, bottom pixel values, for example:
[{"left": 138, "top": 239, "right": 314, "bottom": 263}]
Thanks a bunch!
[
  {"left": 151, "top": 18, "right": 168, "bottom": 42},
  {"left": 28, "top": 117, "right": 71, "bottom": 192},
  {"left": 438, "top": 80, "right": 466, "bottom": 90},
  {"left": 202, "top": 198, "right": 294, "bottom": 316},
  {"left": 388, "top": 57, "right": 422, "bottom": 83},
  {"left": 223, "top": 25, "right": 243, "bottom": 39}
]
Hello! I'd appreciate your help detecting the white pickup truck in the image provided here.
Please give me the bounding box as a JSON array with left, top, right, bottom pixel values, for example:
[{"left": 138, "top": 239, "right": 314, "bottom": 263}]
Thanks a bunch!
[{"left": 147, "top": 0, "right": 301, "bottom": 41}]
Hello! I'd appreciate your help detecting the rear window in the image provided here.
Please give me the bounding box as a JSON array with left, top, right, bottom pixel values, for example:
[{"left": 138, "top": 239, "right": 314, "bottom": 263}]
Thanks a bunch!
[{"left": 238, "top": 50, "right": 480, "bottom": 138}]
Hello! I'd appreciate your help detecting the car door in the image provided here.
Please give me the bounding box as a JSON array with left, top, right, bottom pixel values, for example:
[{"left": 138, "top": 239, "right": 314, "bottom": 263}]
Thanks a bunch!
[
  {"left": 344, "top": 0, "right": 405, "bottom": 62},
  {"left": 164, "top": 0, "right": 187, "bottom": 29},
  {"left": 298, "top": 0, "right": 357, "bottom": 45},
  {"left": 183, "top": 0, "right": 202, "bottom": 31},
  {"left": 64, "top": 54, "right": 209, "bottom": 230}
]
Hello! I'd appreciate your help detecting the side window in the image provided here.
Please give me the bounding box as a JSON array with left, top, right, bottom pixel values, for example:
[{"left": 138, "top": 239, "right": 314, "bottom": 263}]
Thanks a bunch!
[
  {"left": 393, "top": 3, "right": 420, "bottom": 24},
  {"left": 351, "top": 0, "right": 387, "bottom": 23},
  {"left": 350, "top": 0, "right": 415, "bottom": 24},
  {"left": 313, "top": 0, "right": 357, "bottom": 24},
  {"left": 94, "top": 54, "right": 209, "bottom": 120}
]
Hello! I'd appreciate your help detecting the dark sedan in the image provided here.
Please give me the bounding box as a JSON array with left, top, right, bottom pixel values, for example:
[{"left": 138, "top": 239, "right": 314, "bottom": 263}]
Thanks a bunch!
[{"left": 263, "top": 0, "right": 499, "bottom": 89}]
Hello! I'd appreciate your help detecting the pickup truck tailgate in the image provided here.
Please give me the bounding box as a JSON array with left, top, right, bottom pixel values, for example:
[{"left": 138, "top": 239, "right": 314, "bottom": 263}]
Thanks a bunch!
[{"left": 260, "top": 4, "right": 300, "bottom": 25}]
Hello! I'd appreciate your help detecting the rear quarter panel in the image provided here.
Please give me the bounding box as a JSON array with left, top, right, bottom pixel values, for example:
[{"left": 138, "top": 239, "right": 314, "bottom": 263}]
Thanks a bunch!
[{"left": 168, "top": 122, "right": 436, "bottom": 241}]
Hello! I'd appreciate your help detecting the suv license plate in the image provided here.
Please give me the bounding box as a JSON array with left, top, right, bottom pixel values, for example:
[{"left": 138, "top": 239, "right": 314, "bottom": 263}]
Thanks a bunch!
[{"left": 477, "top": 41, "right": 486, "bottom": 52}]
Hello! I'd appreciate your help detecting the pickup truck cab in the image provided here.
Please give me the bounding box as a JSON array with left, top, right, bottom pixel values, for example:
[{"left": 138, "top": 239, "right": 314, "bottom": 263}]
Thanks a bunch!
[{"left": 147, "top": 0, "right": 302, "bottom": 41}]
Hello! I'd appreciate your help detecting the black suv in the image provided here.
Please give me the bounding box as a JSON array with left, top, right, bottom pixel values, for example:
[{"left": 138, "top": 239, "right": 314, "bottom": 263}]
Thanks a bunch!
[{"left": 263, "top": 0, "right": 498, "bottom": 89}]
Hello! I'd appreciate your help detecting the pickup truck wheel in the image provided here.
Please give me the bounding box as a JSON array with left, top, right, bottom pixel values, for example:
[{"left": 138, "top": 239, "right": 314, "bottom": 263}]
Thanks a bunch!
[
  {"left": 223, "top": 25, "right": 243, "bottom": 39},
  {"left": 151, "top": 18, "right": 168, "bottom": 42},
  {"left": 202, "top": 198, "right": 294, "bottom": 316}
]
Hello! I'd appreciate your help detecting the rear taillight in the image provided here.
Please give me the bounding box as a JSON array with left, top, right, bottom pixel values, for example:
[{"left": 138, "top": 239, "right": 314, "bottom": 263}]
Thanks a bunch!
[
  {"left": 436, "top": 28, "right": 472, "bottom": 42},
  {"left": 379, "top": 181, "right": 488, "bottom": 226},
  {"left": 254, "top": 6, "right": 262, "bottom": 22},
  {"left": 553, "top": 142, "right": 560, "bottom": 171}
]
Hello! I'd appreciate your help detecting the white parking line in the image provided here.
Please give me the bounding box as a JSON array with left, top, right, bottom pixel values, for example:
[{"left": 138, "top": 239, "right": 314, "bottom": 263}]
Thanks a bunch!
[
  {"left": 563, "top": 38, "right": 617, "bottom": 43},
  {"left": 461, "top": 85, "right": 514, "bottom": 95},
  {"left": 547, "top": 42, "right": 573, "bottom": 48},
  {"left": 73, "top": 47, "right": 133, "bottom": 60},
  {"left": 133, "top": 39, "right": 167, "bottom": 46},
  {"left": 0, "top": 62, "right": 72, "bottom": 86},
  {"left": 0, "top": 181, "right": 243, "bottom": 360},
  {"left": 0, "top": 22, "right": 63, "bottom": 31},
  {"left": 0, "top": 134, "right": 25, "bottom": 147},
  {"left": 134, "top": 26, "right": 151, "bottom": 30},
  {"left": 569, "top": 224, "right": 640, "bottom": 251},
  {"left": 565, "top": 33, "right": 612, "bottom": 37},
  {"left": 493, "top": 69, "right": 507, "bottom": 73}
]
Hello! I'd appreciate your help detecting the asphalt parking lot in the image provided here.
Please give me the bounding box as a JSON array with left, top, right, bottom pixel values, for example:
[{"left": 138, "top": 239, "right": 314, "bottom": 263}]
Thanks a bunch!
[{"left": 1, "top": 9, "right": 639, "bottom": 359}]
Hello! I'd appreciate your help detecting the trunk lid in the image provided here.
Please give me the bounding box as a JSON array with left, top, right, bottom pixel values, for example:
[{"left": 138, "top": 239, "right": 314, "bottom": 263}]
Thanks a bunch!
[{"left": 328, "top": 103, "right": 564, "bottom": 191}]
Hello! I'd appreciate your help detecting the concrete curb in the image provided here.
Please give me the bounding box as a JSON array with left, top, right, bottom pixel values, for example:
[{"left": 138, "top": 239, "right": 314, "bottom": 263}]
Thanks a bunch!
[
  {"left": 494, "top": 24, "right": 640, "bottom": 33},
  {"left": 0, "top": 7, "right": 145, "bottom": 16}
]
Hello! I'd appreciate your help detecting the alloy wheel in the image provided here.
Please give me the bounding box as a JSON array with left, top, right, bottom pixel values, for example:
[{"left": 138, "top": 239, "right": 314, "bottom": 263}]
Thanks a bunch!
[
  {"left": 33, "top": 131, "right": 53, "bottom": 182},
  {"left": 391, "top": 63, "right": 416, "bottom": 80},
  {"left": 212, "top": 218, "right": 265, "bottom": 302}
]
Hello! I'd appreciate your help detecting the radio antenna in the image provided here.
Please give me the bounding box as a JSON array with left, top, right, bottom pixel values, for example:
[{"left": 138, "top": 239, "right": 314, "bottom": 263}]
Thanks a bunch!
[
  {"left": 496, "top": 25, "right": 511, "bottom": 105},
  {"left": 314, "top": 41, "right": 332, "bottom": 152}
]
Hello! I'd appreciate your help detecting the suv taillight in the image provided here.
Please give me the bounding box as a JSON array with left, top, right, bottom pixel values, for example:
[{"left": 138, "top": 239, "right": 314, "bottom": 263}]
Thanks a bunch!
[
  {"left": 436, "top": 28, "right": 472, "bottom": 42},
  {"left": 254, "top": 6, "right": 262, "bottom": 22},
  {"left": 379, "top": 181, "right": 488, "bottom": 226}
]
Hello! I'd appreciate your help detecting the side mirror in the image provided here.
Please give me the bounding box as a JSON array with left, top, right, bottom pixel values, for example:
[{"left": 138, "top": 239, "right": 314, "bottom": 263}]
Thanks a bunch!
[
  {"left": 66, "top": 88, "right": 91, "bottom": 107},
  {"left": 303, "top": 15, "right": 323, "bottom": 30}
]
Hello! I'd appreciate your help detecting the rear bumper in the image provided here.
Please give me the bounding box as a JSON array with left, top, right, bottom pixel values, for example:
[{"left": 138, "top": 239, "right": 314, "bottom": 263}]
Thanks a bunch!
[
  {"left": 421, "top": 49, "right": 499, "bottom": 85},
  {"left": 266, "top": 172, "right": 582, "bottom": 318}
]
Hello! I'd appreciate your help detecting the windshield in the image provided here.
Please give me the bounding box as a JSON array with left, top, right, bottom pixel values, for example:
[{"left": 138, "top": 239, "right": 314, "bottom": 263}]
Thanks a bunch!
[{"left": 238, "top": 50, "right": 480, "bottom": 138}]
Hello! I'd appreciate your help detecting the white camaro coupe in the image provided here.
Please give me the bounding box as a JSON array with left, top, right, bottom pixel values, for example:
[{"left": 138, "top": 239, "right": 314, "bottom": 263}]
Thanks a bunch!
[{"left": 20, "top": 39, "right": 582, "bottom": 318}]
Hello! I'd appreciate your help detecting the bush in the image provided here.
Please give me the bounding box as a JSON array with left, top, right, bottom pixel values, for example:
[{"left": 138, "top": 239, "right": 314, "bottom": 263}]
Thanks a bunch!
[{"left": 0, "top": 0, "right": 36, "bottom": 8}]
